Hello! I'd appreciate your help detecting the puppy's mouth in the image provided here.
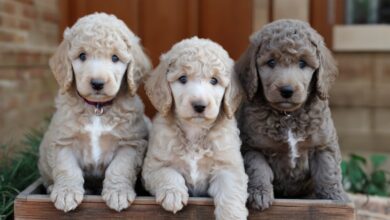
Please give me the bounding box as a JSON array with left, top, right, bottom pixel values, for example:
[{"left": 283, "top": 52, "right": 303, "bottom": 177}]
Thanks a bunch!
[
  {"left": 270, "top": 101, "right": 302, "bottom": 112},
  {"left": 183, "top": 114, "right": 215, "bottom": 122},
  {"left": 78, "top": 91, "right": 114, "bottom": 103}
]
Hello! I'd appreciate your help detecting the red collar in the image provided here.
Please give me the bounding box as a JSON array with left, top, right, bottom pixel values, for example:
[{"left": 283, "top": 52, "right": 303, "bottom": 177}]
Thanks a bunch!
[
  {"left": 82, "top": 97, "right": 114, "bottom": 107},
  {"left": 78, "top": 92, "right": 114, "bottom": 115}
]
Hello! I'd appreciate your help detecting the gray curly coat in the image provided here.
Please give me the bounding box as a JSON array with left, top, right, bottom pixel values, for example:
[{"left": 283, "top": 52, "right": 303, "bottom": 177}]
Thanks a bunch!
[{"left": 235, "top": 19, "right": 349, "bottom": 210}]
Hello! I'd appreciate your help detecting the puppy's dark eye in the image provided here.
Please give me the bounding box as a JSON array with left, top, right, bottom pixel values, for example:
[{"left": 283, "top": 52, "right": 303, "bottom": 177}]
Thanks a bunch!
[
  {"left": 112, "top": 55, "right": 120, "bottom": 63},
  {"left": 266, "top": 59, "right": 276, "bottom": 68},
  {"left": 299, "top": 59, "right": 307, "bottom": 69},
  {"left": 178, "top": 75, "right": 187, "bottom": 84},
  {"left": 210, "top": 77, "right": 218, "bottom": 85},
  {"left": 79, "top": 53, "right": 87, "bottom": 61}
]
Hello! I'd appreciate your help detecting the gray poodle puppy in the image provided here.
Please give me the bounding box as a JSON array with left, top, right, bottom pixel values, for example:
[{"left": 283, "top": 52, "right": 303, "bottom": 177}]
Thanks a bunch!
[{"left": 235, "top": 19, "right": 349, "bottom": 210}]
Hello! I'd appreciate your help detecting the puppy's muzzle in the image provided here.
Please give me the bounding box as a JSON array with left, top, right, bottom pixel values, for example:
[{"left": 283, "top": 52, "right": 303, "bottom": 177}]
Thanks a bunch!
[
  {"left": 192, "top": 101, "right": 206, "bottom": 113},
  {"left": 90, "top": 79, "right": 105, "bottom": 91},
  {"left": 279, "top": 85, "right": 294, "bottom": 99}
]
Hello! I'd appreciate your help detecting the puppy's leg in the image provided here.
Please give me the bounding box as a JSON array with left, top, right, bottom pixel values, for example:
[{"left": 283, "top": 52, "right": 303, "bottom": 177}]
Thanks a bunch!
[
  {"left": 310, "top": 147, "right": 349, "bottom": 201},
  {"left": 102, "top": 146, "right": 142, "bottom": 211},
  {"left": 50, "top": 148, "right": 84, "bottom": 212},
  {"left": 143, "top": 167, "right": 189, "bottom": 213},
  {"left": 208, "top": 169, "right": 249, "bottom": 220},
  {"left": 244, "top": 150, "right": 274, "bottom": 210}
]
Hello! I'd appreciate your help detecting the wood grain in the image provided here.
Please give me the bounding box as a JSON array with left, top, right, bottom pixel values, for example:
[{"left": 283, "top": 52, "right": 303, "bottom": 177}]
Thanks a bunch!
[{"left": 14, "top": 179, "right": 356, "bottom": 220}]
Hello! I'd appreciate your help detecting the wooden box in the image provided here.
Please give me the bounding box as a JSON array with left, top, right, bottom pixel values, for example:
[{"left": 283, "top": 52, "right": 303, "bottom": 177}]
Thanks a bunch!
[{"left": 14, "top": 179, "right": 355, "bottom": 220}]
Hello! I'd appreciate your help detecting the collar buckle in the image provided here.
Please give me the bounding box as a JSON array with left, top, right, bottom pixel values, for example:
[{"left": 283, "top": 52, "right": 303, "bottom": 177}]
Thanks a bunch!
[{"left": 94, "top": 104, "right": 104, "bottom": 116}]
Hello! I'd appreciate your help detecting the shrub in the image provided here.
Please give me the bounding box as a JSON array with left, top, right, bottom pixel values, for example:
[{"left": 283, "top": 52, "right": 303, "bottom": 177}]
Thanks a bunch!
[
  {"left": 342, "top": 154, "right": 390, "bottom": 197},
  {"left": 0, "top": 130, "right": 42, "bottom": 220}
]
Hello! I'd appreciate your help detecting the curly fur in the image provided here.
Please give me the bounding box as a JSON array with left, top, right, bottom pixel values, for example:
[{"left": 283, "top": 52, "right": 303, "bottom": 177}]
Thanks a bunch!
[
  {"left": 38, "top": 13, "right": 151, "bottom": 212},
  {"left": 235, "top": 19, "right": 348, "bottom": 210},
  {"left": 142, "top": 37, "right": 248, "bottom": 220}
]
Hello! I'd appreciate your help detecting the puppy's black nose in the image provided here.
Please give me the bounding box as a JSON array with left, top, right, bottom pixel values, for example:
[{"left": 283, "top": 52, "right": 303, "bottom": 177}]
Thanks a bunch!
[
  {"left": 90, "top": 79, "right": 104, "bottom": 91},
  {"left": 280, "top": 85, "right": 294, "bottom": 98},
  {"left": 192, "top": 102, "right": 206, "bottom": 113}
]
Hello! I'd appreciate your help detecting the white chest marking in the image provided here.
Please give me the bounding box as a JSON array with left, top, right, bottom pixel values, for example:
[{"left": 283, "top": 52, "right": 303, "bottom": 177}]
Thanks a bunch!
[
  {"left": 84, "top": 116, "right": 113, "bottom": 164},
  {"left": 183, "top": 153, "right": 202, "bottom": 185},
  {"left": 287, "top": 130, "right": 303, "bottom": 168}
]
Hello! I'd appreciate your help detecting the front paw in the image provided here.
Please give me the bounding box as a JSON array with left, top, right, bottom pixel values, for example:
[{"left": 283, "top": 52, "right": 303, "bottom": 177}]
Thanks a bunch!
[
  {"left": 248, "top": 185, "right": 274, "bottom": 211},
  {"left": 156, "top": 187, "right": 189, "bottom": 213},
  {"left": 102, "top": 186, "right": 136, "bottom": 212},
  {"left": 317, "top": 190, "right": 350, "bottom": 202},
  {"left": 50, "top": 184, "right": 84, "bottom": 212}
]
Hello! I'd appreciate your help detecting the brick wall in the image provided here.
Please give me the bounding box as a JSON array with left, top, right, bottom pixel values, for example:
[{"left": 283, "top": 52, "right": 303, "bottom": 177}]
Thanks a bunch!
[
  {"left": 0, "top": 0, "right": 59, "bottom": 147},
  {"left": 331, "top": 53, "right": 390, "bottom": 154}
]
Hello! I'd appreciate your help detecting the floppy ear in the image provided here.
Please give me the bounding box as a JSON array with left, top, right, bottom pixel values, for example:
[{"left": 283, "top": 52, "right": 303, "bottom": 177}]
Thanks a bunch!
[
  {"left": 145, "top": 61, "right": 172, "bottom": 116},
  {"left": 49, "top": 38, "right": 72, "bottom": 93},
  {"left": 127, "top": 43, "right": 152, "bottom": 96},
  {"left": 316, "top": 41, "right": 338, "bottom": 100},
  {"left": 223, "top": 68, "right": 243, "bottom": 119},
  {"left": 235, "top": 44, "right": 259, "bottom": 101}
]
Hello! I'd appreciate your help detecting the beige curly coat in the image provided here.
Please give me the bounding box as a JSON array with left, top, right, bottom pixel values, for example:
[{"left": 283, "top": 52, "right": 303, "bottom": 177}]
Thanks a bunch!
[
  {"left": 142, "top": 37, "right": 248, "bottom": 220},
  {"left": 38, "top": 13, "right": 151, "bottom": 212}
]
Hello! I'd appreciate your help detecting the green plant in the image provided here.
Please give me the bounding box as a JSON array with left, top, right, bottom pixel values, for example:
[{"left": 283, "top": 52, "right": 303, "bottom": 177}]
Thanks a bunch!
[
  {"left": 341, "top": 154, "right": 390, "bottom": 197},
  {"left": 0, "top": 130, "right": 42, "bottom": 220}
]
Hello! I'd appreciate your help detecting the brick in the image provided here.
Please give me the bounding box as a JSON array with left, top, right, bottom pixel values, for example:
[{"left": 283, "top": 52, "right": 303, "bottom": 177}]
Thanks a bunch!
[
  {"left": 2, "top": 1, "right": 16, "bottom": 14},
  {"left": 19, "top": 19, "right": 32, "bottom": 30},
  {"left": 374, "top": 108, "right": 390, "bottom": 134},
  {"left": 42, "top": 11, "right": 59, "bottom": 23},
  {"left": 331, "top": 53, "right": 375, "bottom": 107},
  {"left": 0, "top": 67, "right": 56, "bottom": 146},
  {"left": 374, "top": 53, "right": 390, "bottom": 83},
  {"left": 0, "top": 14, "right": 19, "bottom": 29},
  {"left": 22, "top": 5, "right": 37, "bottom": 19},
  {"left": 334, "top": 53, "right": 374, "bottom": 82},
  {"left": 372, "top": 54, "right": 390, "bottom": 107},
  {"left": 331, "top": 107, "right": 371, "bottom": 134},
  {"left": 338, "top": 133, "right": 373, "bottom": 152},
  {"left": 14, "top": 0, "right": 34, "bottom": 5},
  {"left": 374, "top": 83, "right": 390, "bottom": 107},
  {"left": 0, "top": 30, "right": 15, "bottom": 42},
  {"left": 330, "top": 81, "right": 373, "bottom": 107}
]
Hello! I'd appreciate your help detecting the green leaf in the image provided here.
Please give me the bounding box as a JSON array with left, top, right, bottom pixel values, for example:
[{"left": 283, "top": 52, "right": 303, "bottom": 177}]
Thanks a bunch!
[
  {"left": 348, "top": 158, "right": 368, "bottom": 192},
  {"left": 341, "top": 161, "right": 348, "bottom": 176},
  {"left": 371, "top": 154, "right": 387, "bottom": 169},
  {"left": 351, "top": 154, "right": 367, "bottom": 165},
  {"left": 366, "top": 183, "right": 379, "bottom": 195},
  {"left": 371, "top": 170, "right": 386, "bottom": 187}
]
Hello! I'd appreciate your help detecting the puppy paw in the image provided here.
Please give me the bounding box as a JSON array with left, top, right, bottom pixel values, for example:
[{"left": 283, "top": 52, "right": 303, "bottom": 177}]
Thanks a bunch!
[
  {"left": 50, "top": 185, "right": 84, "bottom": 212},
  {"left": 156, "top": 187, "right": 189, "bottom": 213},
  {"left": 102, "top": 187, "right": 136, "bottom": 212},
  {"left": 248, "top": 186, "right": 274, "bottom": 211},
  {"left": 317, "top": 190, "right": 350, "bottom": 202}
]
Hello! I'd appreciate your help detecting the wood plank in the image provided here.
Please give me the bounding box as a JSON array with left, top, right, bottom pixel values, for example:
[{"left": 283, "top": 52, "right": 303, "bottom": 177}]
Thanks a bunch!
[
  {"left": 63, "top": 0, "right": 140, "bottom": 34},
  {"left": 272, "top": 0, "right": 310, "bottom": 22},
  {"left": 310, "top": 0, "right": 345, "bottom": 48},
  {"left": 14, "top": 197, "right": 356, "bottom": 220},
  {"left": 198, "top": 0, "right": 253, "bottom": 60},
  {"left": 14, "top": 181, "right": 356, "bottom": 220},
  {"left": 333, "top": 25, "right": 390, "bottom": 51},
  {"left": 253, "top": 0, "right": 270, "bottom": 32}
]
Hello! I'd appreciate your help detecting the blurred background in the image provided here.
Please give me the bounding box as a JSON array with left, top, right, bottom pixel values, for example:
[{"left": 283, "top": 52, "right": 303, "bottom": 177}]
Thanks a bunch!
[{"left": 1, "top": 0, "right": 390, "bottom": 161}]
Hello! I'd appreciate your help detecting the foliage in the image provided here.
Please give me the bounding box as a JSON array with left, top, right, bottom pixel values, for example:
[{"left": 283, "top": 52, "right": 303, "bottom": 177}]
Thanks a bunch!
[
  {"left": 0, "top": 130, "right": 42, "bottom": 220},
  {"left": 342, "top": 154, "right": 390, "bottom": 197}
]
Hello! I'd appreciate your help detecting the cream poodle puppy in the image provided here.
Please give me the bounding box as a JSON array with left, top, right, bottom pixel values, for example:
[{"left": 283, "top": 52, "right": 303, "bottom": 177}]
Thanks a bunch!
[
  {"left": 142, "top": 37, "right": 248, "bottom": 220},
  {"left": 38, "top": 13, "right": 151, "bottom": 212}
]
